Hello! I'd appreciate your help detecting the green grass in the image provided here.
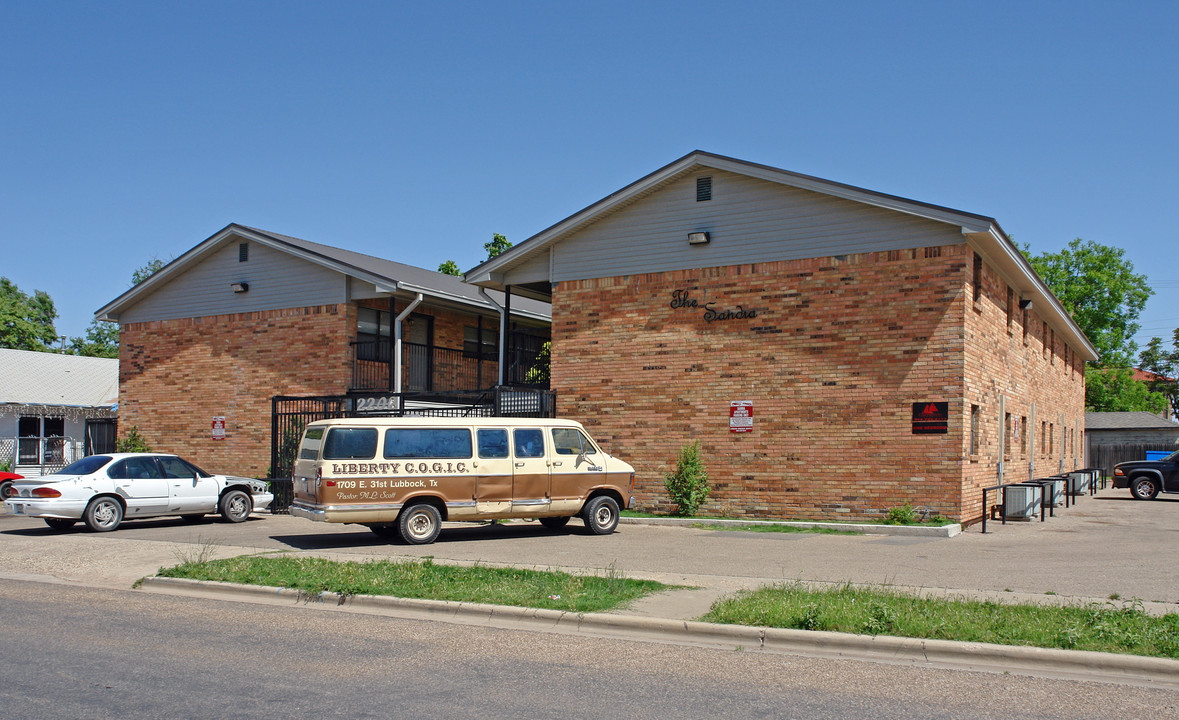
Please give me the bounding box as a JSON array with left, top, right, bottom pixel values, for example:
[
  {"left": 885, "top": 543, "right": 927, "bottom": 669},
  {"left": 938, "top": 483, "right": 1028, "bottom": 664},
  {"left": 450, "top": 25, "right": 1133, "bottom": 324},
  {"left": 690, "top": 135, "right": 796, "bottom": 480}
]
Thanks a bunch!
[
  {"left": 690, "top": 522, "right": 862, "bottom": 536},
  {"left": 158, "top": 555, "right": 668, "bottom": 613},
  {"left": 700, "top": 583, "right": 1179, "bottom": 659}
]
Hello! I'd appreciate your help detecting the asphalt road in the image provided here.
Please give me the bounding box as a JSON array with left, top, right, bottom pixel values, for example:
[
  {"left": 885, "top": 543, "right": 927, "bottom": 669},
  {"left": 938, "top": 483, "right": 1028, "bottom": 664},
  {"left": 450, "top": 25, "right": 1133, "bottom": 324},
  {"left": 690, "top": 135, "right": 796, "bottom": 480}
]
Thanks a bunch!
[{"left": 3, "top": 579, "right": 1175, "bottom": 720}]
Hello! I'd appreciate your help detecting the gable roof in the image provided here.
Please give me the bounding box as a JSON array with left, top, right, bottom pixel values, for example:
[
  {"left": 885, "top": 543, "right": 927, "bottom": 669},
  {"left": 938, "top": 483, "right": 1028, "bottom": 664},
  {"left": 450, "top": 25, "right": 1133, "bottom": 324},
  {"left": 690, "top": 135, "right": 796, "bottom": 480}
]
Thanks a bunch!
[
  {"left": 0, "top": 348, "right": 118, "bottom": 408},
  {"left": 465, "top": 150, "right": 1097, "bottom": 362},
  {"left": 1085, "top": 411, "right": 1179, "bottom": 431},
  {"left": 96, "top": 224, "right": 550, "bottom": 324}
]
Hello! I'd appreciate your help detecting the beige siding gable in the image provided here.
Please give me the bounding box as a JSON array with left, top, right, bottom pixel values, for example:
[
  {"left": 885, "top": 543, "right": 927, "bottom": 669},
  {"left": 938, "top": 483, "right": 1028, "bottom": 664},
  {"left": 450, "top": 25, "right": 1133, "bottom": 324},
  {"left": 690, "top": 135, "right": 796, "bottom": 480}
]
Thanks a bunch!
[
  {"left": 551, "top": 169, "right": 965, "bottom": 281},
  {"left": 120, "top": 239, "right": 347, "bottom": 324}
]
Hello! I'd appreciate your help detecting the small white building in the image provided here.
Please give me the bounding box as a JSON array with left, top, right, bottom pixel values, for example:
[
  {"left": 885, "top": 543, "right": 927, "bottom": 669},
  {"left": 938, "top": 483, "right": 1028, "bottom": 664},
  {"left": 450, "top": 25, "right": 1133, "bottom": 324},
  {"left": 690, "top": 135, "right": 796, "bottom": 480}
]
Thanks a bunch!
[{"left": 0, "top": 349, "right": 118, "bottom": 476}]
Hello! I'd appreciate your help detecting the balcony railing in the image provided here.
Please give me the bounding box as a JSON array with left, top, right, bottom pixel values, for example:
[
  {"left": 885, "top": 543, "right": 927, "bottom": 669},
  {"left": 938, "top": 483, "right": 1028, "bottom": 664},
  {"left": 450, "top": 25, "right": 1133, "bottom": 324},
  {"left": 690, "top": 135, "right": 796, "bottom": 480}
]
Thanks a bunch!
[{"left": 351, "top": 339, "right": 548, "bottom": 392}]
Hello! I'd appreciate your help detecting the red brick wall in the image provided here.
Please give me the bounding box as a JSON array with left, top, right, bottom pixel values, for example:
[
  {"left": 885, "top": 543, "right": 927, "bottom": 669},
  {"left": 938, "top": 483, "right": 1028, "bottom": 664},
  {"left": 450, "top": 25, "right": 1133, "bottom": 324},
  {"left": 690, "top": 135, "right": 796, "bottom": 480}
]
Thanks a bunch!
[
  {"left": 119, "top": 304, "right": 353, "bottom": 477},
  {"left": 962, "top": 249, "right": 1086, "bottom": 524},
  {"left": 552, "top": 246, "right": 973, "bottom": 521}
]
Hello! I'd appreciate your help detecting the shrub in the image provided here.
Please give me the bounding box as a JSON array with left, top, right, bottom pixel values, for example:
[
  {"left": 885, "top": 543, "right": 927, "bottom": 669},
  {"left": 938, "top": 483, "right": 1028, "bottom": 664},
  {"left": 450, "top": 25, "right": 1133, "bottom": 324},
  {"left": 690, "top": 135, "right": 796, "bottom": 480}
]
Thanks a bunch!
[
  {"left": 664, "top": 441, "right": 710, "bottom": 516},
  {"left": 885, "top": 504, "right": 919, "bottom": 524},
  {"left": 116, "top": 426, "right": 152, "bottom": 453}
]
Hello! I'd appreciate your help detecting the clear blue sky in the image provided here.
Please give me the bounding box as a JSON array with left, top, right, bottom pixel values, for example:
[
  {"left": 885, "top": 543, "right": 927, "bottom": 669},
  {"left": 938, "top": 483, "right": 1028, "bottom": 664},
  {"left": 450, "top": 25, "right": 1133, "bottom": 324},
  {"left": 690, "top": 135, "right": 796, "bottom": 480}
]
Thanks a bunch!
[{"left": 3, "top": 1, "right": 1176, "bottom": 353}]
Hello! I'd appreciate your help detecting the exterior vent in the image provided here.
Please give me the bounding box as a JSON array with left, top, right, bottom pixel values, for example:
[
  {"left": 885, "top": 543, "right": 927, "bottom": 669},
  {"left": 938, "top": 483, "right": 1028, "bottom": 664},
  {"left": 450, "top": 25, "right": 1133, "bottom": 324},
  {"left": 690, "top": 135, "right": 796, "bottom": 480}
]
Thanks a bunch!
[
  {"left": 1067, "top": 471, "right": 1089, "bottom": 495},
  {"left": 1043, "top": 478, "right": 1065, "bottom": 507},
  {"left": 696, "top": 176, "right": 712, "bottom": 202},
  {"left": 239, "top": 242, "right": 249, "bottom": 262},
  {"left": 1003, "top": 484, "right": 1041, "bottom": 520}
]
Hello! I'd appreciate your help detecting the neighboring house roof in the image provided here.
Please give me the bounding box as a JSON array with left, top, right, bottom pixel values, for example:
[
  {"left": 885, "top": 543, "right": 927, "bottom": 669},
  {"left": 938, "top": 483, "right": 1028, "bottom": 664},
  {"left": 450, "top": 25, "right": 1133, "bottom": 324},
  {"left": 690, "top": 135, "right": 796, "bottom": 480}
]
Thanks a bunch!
[
  {"left": 96, "top": 224, "right": 551, "bottom": 324},
  {"left": 1132, "top": 368, "right": 1175, "bottom": 384},
  {"left": 0, "top": 348, "right": 118, "bottom": 407},
  {"left": 465, "top": 150, "right": 1098, "bottom": 362},
  {"left": 1085, "top": 412, "right": 1179, "bottom": 431}
]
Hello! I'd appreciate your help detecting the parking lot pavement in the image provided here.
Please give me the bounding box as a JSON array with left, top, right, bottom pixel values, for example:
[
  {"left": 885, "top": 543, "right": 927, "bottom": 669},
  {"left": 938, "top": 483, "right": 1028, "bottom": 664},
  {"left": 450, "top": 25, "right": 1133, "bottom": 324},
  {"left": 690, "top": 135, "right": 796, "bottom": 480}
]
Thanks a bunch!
[{"left": 2, "top": 486, "right": 1178, "bottom": 617}]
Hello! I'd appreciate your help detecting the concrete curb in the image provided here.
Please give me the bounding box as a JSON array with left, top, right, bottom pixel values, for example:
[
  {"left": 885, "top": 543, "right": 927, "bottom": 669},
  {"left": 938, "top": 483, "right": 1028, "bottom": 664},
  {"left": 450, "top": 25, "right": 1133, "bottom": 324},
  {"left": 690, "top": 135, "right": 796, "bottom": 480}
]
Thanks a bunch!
[
  {"left": 140, "top": 576, "right": 1179, "bottom": 688},
  {"left": 620, "top": 516, "right": 963, "bottom": 538}
]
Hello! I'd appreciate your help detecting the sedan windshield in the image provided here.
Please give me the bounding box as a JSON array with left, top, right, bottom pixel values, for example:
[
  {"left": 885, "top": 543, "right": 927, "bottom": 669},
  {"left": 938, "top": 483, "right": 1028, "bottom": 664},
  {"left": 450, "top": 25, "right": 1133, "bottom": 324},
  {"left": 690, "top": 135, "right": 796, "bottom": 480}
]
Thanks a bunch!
[{"left": 55, "top": 456, "right": 113, "bottom": 476}]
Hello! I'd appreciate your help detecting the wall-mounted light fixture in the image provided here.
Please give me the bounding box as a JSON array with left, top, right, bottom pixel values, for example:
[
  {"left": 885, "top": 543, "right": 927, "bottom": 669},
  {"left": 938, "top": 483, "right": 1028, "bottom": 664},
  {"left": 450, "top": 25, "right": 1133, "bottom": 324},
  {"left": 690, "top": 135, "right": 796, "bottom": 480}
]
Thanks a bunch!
[
  {"left": 688, "top": 231, "right": 710, "bottom": 245},
  {"left": 231, "top": 282, "right": 249, "bottom": 293},
  {"left": 1019, "top": 297, "right": 1032, "bottom": 310}
]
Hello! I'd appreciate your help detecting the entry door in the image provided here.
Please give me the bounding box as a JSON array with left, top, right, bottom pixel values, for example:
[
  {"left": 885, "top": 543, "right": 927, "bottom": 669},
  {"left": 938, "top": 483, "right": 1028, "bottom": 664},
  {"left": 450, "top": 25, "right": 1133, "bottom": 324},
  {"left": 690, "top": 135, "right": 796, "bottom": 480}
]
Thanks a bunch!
[
  {"left": 108, "top": 456, "right": 169, "bottom": 513},
  {"left": 158, "top": 456, "right": 218, "bottom": 513},
  {"left": 511, "top": 427, "right": 550, "bottom": 512},
  {"left": 474, "top": 427, "right": 513, "bottom": 515},
  {"left": 548, "top": 427, "right": 605, "bottom": 506}
]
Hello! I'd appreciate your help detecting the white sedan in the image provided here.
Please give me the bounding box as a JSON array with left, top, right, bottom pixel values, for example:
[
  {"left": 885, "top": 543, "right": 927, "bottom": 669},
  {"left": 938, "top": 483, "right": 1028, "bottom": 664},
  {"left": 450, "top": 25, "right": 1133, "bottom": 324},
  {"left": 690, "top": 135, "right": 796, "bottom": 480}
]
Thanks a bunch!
[{"left": 4, "top": 453, "right": 273, "bottom": 532}]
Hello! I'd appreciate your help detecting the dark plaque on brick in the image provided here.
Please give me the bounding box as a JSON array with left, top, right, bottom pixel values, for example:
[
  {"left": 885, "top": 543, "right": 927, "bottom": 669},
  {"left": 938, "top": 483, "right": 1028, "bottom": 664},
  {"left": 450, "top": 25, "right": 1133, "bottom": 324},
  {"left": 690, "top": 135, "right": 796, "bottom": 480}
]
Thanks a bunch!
[{"left": 912, "top": 402, "right": 948, "bottom": 434}]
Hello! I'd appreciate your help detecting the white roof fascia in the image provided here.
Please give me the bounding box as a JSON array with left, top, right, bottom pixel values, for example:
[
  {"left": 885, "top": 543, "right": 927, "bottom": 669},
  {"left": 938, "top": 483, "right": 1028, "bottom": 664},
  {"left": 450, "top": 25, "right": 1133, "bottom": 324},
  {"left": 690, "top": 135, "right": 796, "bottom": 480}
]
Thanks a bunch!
[
  {"left": 965, "top": 226, "right": 1099, "bottom": 362},
  {"left": 393, "top": 281, "right": 550, "bottom": 322}
]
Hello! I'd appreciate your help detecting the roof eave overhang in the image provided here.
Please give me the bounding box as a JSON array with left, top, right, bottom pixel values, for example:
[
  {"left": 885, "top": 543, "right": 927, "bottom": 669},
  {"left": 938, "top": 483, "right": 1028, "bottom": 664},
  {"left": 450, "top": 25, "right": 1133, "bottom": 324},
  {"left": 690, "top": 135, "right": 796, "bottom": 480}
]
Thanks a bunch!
[{"left": 965, "top": 225, "right": 1099, "bottom": 363}]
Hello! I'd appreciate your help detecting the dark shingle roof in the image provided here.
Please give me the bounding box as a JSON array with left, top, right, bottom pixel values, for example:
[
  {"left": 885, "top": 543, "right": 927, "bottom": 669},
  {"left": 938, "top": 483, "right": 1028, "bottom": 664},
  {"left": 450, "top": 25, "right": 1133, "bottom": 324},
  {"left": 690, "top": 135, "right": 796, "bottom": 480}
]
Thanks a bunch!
[{"left": 1085, "top": 412, "right": 1179, "bottom": 431}]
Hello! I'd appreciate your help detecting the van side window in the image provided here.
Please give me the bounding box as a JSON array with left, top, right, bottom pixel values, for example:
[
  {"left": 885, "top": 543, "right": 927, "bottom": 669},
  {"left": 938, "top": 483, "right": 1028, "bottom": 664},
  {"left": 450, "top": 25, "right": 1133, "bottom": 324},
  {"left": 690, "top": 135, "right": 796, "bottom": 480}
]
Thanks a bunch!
[
  {"left": 477, "top": 429, "right": 509, "bottom": 458},
  {"left": 383, "top": 428, "right": 472, "bottom": 459},
  {"left": 552, "top": 428, "right": 597, "bottom": 456},
  {"left": 513, "top": 428, "right": 545, "bottom": 458},
  {"left": 323, "top": 428, "right": 378, "bottom": 460}
]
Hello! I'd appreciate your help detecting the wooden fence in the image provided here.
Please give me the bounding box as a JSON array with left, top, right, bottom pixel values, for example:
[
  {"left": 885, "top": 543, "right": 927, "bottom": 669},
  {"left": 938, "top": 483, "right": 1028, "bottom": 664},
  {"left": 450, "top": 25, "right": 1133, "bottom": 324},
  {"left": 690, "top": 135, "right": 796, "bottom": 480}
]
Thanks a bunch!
[{"left": 1087, "top": 443, "right": 1177, "bottom": 476}]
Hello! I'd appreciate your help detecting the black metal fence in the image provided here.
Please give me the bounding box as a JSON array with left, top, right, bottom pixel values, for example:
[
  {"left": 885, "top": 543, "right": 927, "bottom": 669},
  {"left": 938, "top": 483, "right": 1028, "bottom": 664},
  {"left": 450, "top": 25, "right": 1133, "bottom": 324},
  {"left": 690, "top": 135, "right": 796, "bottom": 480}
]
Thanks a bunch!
[
  {"left": 350, "top": 334, "right": 549, "bottom": 393},
  {"left": 1088, "top": 443, "right": 1177, "bottom": 477},
  {"left": 269, "top": 386, "right": 557, "bottom": 484}
]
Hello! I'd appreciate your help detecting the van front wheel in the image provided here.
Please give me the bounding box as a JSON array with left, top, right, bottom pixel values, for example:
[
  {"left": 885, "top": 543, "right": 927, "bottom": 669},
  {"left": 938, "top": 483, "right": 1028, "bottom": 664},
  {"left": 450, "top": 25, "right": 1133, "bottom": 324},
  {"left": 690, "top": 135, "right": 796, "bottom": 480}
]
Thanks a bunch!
[
  {"left": 581, "top": 496, "right": 619, "bottom": 535},
  {"left": 399, "top": 503, "right": 442, "bottom": 544}
]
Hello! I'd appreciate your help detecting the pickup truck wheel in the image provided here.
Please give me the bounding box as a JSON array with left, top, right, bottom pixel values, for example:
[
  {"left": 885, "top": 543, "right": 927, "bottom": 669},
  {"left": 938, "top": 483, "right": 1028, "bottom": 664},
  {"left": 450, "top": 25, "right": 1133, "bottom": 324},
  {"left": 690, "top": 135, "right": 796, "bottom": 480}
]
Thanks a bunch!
[
  {"left": 539, "top": 516, "right": 571, "bottom": 530},
  {"left": 398, "top": 503, "right": 442, "bottom": 544},
  {"left": 84, "top": 497, "right": 123, "bottom": 532},
  {"left": 581, "top": 496, "right": 619, "bottom": 535},
  {"left": 44, "top": 518, "right": 76, "bottom": 531},
  {"left": 1130, "top": 477, "right": 1160, "bottom": 501},
  {"left": 219, "top": 489, "right": 253, "bottom": 523}
]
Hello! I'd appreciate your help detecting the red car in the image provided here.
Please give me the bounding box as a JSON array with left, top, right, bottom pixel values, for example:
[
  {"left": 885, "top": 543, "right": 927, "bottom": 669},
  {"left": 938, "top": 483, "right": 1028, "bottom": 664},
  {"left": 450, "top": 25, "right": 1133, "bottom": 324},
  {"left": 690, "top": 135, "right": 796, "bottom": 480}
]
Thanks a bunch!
[{"left": 0, "top": 472, "right": 23, "bottom": 500}]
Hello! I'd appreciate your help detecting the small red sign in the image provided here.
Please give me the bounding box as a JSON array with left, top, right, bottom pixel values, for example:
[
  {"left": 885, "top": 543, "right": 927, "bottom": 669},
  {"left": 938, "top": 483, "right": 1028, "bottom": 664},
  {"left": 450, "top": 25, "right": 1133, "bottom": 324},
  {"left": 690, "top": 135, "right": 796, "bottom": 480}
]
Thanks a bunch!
[
  {"left": 912, "top": 402, "right": 948, "bottom": 435},
  {"left": 212, "top": 417, "right": 226, "bottom": 441},
  {"left": 730, "top": 401, "right": 753, "bottom": 433}
]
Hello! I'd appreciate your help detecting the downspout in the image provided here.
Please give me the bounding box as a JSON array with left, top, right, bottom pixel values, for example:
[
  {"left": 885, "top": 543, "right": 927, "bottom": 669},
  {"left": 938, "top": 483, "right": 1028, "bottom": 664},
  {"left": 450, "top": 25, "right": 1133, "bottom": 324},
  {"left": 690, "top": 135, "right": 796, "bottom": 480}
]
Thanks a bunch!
[
  {"left": 478, "top": 288, "right": 506, "bottom": 386},
  {"left": 394, "top": 293, "right": 424, "bottom": 394}
]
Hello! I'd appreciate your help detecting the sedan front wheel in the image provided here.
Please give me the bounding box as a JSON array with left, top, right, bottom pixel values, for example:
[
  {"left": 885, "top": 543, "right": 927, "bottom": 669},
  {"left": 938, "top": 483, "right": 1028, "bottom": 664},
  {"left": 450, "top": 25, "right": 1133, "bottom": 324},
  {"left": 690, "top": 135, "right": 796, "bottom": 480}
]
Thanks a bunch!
[{"left": 219, "top": 489, "right": 253, "bottom": 523}]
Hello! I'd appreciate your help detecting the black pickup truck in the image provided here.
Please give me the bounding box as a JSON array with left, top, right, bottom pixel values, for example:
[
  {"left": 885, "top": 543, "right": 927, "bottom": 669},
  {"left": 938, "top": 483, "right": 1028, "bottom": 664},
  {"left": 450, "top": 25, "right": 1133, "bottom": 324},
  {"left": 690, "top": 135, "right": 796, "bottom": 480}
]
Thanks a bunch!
[{"left": 1113, "top": 450, "right": 1179, "bottom": 500}]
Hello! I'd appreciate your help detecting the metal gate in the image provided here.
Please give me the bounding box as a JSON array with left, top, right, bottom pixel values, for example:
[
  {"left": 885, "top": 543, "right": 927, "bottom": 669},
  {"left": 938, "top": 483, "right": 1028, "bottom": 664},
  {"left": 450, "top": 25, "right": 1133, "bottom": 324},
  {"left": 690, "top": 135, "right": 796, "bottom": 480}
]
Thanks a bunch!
[{"left": 270, "top": 387, "right": 556, "bottom": 482}]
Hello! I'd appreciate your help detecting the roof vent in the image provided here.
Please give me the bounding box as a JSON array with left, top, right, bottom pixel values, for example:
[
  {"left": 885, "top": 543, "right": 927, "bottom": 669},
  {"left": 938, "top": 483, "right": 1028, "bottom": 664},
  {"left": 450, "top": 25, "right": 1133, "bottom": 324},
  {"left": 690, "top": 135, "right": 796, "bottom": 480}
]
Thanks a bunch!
[
  {"left": 696, "top": 176, "right": 712, "bottom": 202},
  {"left": 239, "top": 242, "right": 249, "bottom": 262}
]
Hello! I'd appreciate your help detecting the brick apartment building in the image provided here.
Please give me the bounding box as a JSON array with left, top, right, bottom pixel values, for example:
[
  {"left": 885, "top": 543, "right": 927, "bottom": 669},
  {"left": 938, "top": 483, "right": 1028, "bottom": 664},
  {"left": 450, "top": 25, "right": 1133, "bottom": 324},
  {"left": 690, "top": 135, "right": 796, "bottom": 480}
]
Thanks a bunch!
[
  {"left": 466, "top": 151, "right": 1097, "bottom": 524},
  {"left": 97, "top": 224, "right": 550, "bottom": 477}
]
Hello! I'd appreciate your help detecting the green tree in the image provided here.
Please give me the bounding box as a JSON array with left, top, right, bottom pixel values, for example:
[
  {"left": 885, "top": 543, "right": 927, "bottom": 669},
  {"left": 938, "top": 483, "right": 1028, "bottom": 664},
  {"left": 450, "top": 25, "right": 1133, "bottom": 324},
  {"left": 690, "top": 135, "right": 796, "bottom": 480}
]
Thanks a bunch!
[
  {"left": 0, "top": 277, "right": 59, "bottom": 351},
  {"left": 484, "top": 233, "right": 512, "bottom": 259},
  {"left": 67, "top": 319, "right": 119, "bottom": 358},
  {"left": 1138, "top": 329, "right": 1179, "bottom": 420},
  {"left": 437, "top": 260, "right": 461, "bottom": 276},
  {"left": 663, "top": 441, "right": 710, "bottom": 516},
  {"left": 1023, "top": 238, "right": 1152, "bottom": 367},
  {"left": 131, "top": 258, "right": 165, "bottom": 285},
  {"left": 1085, "top": 366, "right": 1167, "bottom": 414}
]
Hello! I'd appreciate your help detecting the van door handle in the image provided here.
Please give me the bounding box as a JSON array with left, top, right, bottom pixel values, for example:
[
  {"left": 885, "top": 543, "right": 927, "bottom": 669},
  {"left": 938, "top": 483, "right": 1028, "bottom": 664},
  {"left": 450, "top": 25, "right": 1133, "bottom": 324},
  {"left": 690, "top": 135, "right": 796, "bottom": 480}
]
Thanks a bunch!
[
  {"left": 515, "top": 462, "right": 525, "bottom": 468},
  {"left": 552, "top": 461, "right": 562, "bottom": 467}
]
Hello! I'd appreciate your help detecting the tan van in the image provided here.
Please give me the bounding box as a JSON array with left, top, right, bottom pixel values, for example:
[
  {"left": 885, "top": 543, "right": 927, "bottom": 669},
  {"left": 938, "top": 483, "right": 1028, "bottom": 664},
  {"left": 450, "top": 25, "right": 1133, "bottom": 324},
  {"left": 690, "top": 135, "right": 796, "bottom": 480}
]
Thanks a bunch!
[{"left": 289, "top": 417, "right": 634, "bottom": 544}]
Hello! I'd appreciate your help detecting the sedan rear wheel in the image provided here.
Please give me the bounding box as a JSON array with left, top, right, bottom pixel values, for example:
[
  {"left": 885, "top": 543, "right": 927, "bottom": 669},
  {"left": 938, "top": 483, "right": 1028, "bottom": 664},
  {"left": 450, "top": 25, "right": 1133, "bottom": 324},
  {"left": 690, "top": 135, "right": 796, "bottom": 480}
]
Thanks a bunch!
[{"left": 84, "top": 497, "right": 123, "bottom": 532}]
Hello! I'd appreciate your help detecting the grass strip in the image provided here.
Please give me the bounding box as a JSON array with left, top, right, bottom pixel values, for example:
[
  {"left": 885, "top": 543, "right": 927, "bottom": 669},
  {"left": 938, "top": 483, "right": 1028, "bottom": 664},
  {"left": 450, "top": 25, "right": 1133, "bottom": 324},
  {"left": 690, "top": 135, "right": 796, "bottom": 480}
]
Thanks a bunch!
[
  {"left": 700, "top": 583, "right": 1179, "bottom": 659},
  {"left": 690, "top": 522, "right": 862, "bottom": 536},
  {"left": 621, "top": 510, "right": 954, "bottom": 527},
  {"left": 158, "top": 555, "right": 667, "bottom": 614}
]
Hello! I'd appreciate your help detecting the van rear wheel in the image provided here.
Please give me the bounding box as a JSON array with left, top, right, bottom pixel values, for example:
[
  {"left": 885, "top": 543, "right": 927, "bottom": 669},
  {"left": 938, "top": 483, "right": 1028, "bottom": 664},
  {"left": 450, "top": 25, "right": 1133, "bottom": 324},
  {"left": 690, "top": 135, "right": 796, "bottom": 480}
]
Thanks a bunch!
[
  {"left": 398, "top": 503, "right": 442, "bottom": 544},
  {"left": 581, "top": 496, "right": 619, "bottom": 535}
]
